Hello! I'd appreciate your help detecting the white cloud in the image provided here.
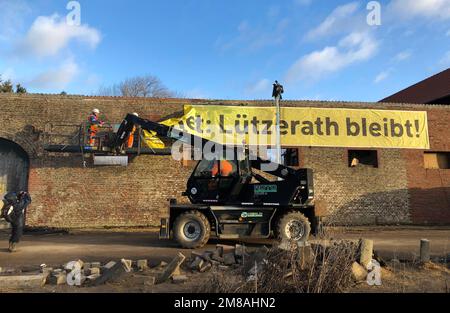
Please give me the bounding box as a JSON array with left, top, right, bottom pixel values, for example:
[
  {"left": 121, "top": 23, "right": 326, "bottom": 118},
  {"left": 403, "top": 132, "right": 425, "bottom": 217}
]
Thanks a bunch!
[
  {"left": 374, "top": 70, "right": 390, "bottom": 83},
  {"left": 286, "top": 32, "right": 379, "bottom": 83},
  {"left": 29, "top": 60, "right": 79, "bottom": 89},
  {"left": 245, "top": 79, "right": 271, "bottom": 95},
  {"left": 305, "top": 2, "right": 360, "bottom": 40},
  {"left": 388, "top": 0, "right": 450, "bottom": 20},
  {"left": 394, "top": 50, "right": 412, "bottom": 61},
  {"left": 16, "top": 14, "right": 101, "bottom": 57}
]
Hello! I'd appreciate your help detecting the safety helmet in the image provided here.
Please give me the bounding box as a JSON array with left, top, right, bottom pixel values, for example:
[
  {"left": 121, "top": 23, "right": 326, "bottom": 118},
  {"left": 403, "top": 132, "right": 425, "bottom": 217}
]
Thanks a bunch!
[
  {"left": 93, "top": 108, "right": 100, "bottom": 114},
  {"left": 132, "top": 113, "right": 139, "bottom": 117}
]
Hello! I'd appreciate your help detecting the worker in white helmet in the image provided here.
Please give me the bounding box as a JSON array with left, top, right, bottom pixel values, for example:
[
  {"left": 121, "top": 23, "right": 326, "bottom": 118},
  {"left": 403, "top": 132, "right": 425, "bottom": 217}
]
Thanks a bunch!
[
  {"left": 88, "top": 108, "right": 104, "bottom": 146},
  {"left": 127, "top": 113, "right": 139, "bottom": 148}
]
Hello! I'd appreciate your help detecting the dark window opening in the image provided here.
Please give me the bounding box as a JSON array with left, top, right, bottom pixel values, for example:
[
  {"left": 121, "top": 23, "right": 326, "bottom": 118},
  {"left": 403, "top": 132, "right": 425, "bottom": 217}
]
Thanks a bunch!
[
  {"left": 424, "top": 152, "right": 450, "bottom": 169},
  {"left": 348, "top": 150, "right": 378, "bottom": 168},
  {"left": 283, "top": 148, "right": 300, "bottom": 167}
]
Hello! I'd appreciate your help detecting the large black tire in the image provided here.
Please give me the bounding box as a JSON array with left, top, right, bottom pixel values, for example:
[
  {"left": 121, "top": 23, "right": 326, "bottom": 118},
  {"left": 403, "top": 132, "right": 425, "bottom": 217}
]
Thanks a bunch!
[
  {"left": 173, "top": 211, "right": 210, "bottom": 249},
  {"left": 276, "top": 211, "right": 311, "bottom": 243}
]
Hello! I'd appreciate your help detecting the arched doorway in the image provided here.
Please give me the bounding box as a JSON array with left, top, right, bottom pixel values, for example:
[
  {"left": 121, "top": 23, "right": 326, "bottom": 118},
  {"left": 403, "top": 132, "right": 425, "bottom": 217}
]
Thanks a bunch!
[{"left": 0, "top": 138, "right": 30, "bottom": 195}]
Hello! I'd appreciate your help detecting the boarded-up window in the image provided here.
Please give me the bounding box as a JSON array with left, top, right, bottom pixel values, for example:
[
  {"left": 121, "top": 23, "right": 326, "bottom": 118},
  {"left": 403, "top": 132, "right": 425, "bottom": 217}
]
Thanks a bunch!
[{"left": 424, "top": 152, "right": 450, "bottom": 169}]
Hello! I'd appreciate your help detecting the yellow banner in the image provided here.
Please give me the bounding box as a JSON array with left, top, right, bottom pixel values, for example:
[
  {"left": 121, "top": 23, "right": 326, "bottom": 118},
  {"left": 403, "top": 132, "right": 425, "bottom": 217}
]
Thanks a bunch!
[{"left": 173, "top": 105, "right": 430, "bottom": 149}]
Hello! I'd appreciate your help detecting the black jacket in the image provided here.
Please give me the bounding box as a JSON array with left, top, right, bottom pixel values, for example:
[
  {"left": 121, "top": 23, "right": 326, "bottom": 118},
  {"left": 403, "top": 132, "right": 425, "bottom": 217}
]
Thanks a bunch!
[{"left": 1, "top": 192, "right": 31, "bottom": 222}]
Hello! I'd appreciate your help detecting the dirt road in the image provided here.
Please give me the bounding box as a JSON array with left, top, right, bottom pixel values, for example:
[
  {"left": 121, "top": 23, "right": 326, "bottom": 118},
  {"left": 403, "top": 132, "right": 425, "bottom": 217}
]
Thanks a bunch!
[{"left": 0, "top": 227, "right": 449, "bottom": 269}]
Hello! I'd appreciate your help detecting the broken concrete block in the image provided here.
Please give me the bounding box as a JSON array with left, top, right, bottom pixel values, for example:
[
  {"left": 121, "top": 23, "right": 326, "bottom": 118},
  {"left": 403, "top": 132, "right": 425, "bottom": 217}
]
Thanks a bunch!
[
  {"left": 137, "top": 260, "right": 148, "bottom": 271},
  {"left": 88, "top": 267, "right": 101, "bottom": 276},
  {"left": 92, "top": 262, "right": 125, "bottom": 286},
  {"left": 49, "top": 272, "right": 67, "bottom": 285},
  {"left": 223, "top": 253, "right": 236, "bottom": 266},
  {"left": 190, "top": 257, "right": 204, "bottom": 271},
  {"left": 83, "top": 262, "right": 92, "bottom": 270},
  {"left": 0, "top": 274, "right": 47, "bottom": 288},
  {"left": 156, "top": 253, "right": 186, "bottom": 284},
  {"left": 359, "top": 239, "right": 374, "bottom": 269},
  {"left": 86, "top": 274, "right": 101, "bottom": 281},
  {"left": 199, "top": 262, "right": 212, "bottom": 273},
  {"left": 210, "top": 260, "right": 221, "bottom": 266},
  {"left": 351, "top": 262, "right": 368, "bottom": 282},
  {"left": 191, "top": 251, "right": 205, "bottom": 259},
  {"left": 91, "top": 262, "right": 101, "bottom": 268},
  {"left": 212, "top": 247, "right": 224, "bottom": 262},
  {"left": 121, "top": 259, "right": 133, "bottom": 273},
  {"left": 103, "top": 261, "right": 117, "bottom": 270},
  {"left": 217, "top": 244, "right": 235, "bottom": 255},
  {"left": 171, "top": 275, "right": 188, "bottom": 284}
]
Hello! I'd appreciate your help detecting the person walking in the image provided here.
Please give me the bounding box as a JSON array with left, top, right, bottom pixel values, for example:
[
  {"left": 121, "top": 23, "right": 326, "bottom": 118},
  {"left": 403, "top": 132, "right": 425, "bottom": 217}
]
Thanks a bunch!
[{"left": 1, "top": 191, "right": 32, "bottom": 252}]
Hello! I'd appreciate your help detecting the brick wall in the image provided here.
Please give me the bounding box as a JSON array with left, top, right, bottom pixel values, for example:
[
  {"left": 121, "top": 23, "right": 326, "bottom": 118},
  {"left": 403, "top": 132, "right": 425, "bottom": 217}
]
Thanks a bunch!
[
  {"left": 403, "top": 108, "right": 450, "bottom": 224},
  {"left": 0, "top": 94, "right": 448, "bottom": 227}
]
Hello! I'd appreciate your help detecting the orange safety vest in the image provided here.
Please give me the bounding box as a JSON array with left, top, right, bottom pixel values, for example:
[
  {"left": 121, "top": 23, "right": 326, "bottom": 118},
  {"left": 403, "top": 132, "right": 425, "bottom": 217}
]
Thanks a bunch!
[
  {"left": 212, "top": 160, "right": 233, "bottom": 177},
  {"left": 127, "top": 126, "right": 137, "bottom": 148}
]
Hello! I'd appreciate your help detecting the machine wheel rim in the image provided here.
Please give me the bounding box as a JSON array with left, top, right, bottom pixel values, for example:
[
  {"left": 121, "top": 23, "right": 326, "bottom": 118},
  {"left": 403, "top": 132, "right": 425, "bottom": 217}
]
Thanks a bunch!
[
  {"left": 183, "top": 221, "right": 202, "bottom": 241},
  {"left": 285, "top": 220, "right": 306, "bottom": 241}
]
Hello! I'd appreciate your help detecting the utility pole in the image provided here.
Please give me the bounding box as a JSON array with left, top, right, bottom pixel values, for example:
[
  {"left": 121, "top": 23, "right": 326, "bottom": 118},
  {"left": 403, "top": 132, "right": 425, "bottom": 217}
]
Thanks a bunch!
[{"left": 272, "top": 80, "right": 284, "bottom": 165}]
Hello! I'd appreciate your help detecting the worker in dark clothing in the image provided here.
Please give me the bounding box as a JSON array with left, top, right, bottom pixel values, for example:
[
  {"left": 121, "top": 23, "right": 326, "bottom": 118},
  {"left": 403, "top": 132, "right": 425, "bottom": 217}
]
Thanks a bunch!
[
  {"left": 1, "top": 191, "right": 31, "bottom": 252},
  {"left": 272, "top": 80, "right": 284, "bottom": 100}
]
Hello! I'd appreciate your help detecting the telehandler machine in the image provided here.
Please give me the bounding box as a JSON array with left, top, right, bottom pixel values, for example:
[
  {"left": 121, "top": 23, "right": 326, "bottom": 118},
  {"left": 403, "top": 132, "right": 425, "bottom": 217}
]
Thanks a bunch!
[{"left": 111, "top": 114, "right": 319, "bottom": 248}]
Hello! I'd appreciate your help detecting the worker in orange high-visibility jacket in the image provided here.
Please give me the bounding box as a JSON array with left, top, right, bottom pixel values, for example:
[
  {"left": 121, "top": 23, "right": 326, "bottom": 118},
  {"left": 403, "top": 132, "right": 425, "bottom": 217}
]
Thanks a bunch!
[
  {"left": 88, "top": 108, "right": 104, "bottom": 146},
  {"left": 212, "top": 160, "right": 234, "bottom": 177},
  {"left": 126, "top": 113, "right": 139, "bottom": 149}
]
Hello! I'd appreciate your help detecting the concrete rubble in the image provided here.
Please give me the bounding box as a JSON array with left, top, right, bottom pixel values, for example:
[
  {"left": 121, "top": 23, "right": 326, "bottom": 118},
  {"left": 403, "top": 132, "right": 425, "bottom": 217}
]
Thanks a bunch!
[{"left": 0, "top": 237, "right": 390, "bottom": 290}]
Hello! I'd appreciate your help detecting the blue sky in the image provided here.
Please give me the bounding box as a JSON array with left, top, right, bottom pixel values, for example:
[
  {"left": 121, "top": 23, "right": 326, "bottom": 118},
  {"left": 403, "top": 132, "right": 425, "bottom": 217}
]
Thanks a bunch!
[{"left": 0, "top": 0, "right": 449, "bottom": 101}]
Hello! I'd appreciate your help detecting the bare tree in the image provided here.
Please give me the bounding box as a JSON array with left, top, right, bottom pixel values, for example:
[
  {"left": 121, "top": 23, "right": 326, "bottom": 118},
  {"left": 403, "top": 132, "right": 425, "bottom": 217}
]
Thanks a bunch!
[{"left": 98, "top": 75, "right": 175, "bottom": 98}]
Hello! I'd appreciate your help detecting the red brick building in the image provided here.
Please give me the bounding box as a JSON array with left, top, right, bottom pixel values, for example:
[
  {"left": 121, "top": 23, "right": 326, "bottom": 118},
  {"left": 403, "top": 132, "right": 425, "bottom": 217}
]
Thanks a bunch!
[{"left": 0, "top": 94, "right": 448, "bottom": 228}]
